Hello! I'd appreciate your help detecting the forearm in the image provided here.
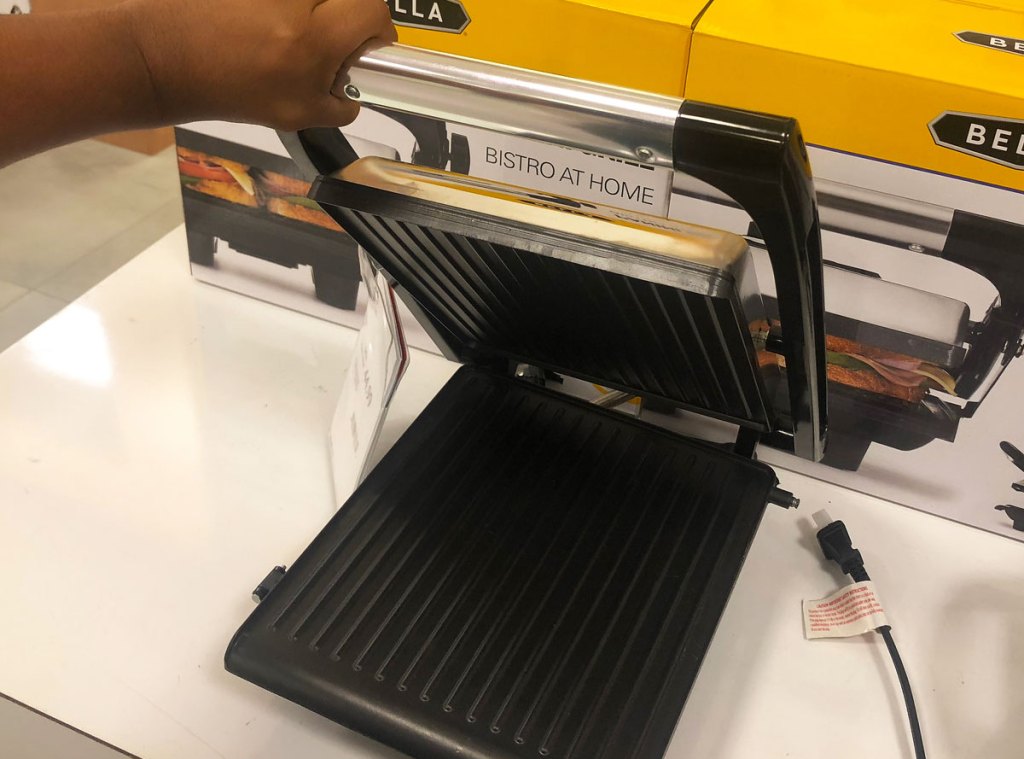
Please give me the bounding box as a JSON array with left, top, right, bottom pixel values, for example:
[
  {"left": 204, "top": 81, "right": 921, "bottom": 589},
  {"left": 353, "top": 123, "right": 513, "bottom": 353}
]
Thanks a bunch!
[
  {"left": 0, "top": 0, "right": 394, "bottom": 168},
  {"left": 0, "top": 7, "right": 161, "bottom": 168}
]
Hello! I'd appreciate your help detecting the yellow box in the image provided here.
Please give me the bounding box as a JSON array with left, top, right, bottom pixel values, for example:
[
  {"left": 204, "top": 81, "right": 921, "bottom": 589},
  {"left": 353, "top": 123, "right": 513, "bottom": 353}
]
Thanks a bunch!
[
  {"left": 391, "top": 0, "right": 705, "bottom": 95},
  {"left": 687, "top": 0, "right": 1024, "bottom": 192},
  {"left": 396, "top": 0, "right": 1024, "bottom": 192}
]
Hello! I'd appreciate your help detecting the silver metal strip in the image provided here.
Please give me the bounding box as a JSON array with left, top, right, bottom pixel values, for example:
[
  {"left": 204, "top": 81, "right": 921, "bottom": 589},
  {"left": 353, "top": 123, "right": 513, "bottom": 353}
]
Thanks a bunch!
[
  {"left": 337, "top": 45, "right": 683, "bottom": 167},
  {"left": 816, "top": 181, "right": 954, "bottom": 254},
  {"left": 673, "top": 174, "right": 955, "bottom": 254}
]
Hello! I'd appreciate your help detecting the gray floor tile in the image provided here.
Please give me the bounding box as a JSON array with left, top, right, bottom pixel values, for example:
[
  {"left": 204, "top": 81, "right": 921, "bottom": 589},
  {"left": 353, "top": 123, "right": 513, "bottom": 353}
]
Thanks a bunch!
[
  {"left": 132, "top": 147, "right": 180, "bottom": 192},
  {"left": 0, "top": 279, "right": 27, "bottom": 310},
  {"left": 0, "top": 138, "right": 183, "bottom": 348},
  {"left": 0, "top": 291, "right": 67, "bottom": 352},
  {"left": 36, "top": 198, "right": 183, "bottom": 302},
  {"left": 0, "top": 695, "right": 132, "bottom": 759},
  {"left": 0, "top": 141, "right": 179, "bottom": 290}
]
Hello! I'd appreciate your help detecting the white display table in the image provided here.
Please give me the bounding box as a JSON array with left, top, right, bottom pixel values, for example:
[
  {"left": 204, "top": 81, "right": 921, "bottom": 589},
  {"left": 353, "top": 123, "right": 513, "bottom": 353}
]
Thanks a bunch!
[{"left": 1, "top": 227, "right": 1022, "bottom": 759}]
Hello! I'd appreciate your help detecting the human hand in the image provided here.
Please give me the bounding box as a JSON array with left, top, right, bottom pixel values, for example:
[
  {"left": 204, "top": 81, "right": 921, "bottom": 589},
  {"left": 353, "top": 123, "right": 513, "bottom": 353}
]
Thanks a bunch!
[{"left": 125, "top": 0, "right": 396, "bottom": 129}]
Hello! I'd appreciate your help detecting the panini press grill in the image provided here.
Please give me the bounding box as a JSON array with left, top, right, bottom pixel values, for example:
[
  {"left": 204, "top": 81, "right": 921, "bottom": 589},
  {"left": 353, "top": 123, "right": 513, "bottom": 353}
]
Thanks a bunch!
[
  {"left": 283, "top": 49, "right": 1024, "bottom": 473},
  {"left": 226, "top": 45, "right": 827, "bottom": 759}
]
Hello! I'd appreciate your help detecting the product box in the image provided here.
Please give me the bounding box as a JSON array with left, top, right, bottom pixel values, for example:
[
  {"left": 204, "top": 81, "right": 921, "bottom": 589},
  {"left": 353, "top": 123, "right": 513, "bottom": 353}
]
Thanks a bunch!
[
  {"left": 175, "top": 0, "right": 1024, "bottom": 541},
  {"left": 682, "top": 0, "right": 1024, "bottom": 541},
  {"left": 175, "top": 122, "right": 362, "bottom": 318},
  {"left": 386, "top": 0, "right": 700, "bottom": 92}
]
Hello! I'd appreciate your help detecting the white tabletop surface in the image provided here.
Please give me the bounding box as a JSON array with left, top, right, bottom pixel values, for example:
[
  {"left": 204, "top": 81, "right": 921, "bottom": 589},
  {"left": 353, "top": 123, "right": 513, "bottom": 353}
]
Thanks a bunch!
[{"left": 1, "top": 226, "right": 1023, "bottom": 759}]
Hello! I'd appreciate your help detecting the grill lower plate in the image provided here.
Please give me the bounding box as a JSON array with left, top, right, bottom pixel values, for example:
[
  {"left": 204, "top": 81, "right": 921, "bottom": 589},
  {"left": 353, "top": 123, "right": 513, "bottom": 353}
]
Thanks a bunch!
[{"left": 226, "top": 366, "right": 777, "bottom": 759}]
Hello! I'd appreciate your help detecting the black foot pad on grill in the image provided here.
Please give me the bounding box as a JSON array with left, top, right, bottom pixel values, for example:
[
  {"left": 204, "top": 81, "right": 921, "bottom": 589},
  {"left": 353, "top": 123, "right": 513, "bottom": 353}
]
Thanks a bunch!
[{"left": 226, "top": 366, "right": 777, "bottom": 759}]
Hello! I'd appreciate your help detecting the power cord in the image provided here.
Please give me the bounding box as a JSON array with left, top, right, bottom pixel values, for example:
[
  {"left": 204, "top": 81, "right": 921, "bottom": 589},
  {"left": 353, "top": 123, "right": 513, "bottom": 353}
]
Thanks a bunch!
[{"left": 812, "top": 510, "right": 926, "bottom": 759}]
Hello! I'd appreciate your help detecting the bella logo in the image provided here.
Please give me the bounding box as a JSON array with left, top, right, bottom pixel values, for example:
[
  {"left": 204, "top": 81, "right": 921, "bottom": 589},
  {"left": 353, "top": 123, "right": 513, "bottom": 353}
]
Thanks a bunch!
[
  {"left": 929, "top": 112, "right": 1024, "bottom": 170},
  {"left": 386, "top": 0, "right": 471, "bottom": 33},
  {"left": 955, "top": 31, "right": 1024, "bottom": 56}
]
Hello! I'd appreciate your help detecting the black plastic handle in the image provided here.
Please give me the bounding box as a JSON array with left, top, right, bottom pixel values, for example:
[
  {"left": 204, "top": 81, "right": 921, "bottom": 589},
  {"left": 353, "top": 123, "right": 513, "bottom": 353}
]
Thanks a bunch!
[
  {"left": 675, "top": 102, "right": 828, "bottom": 462},
  {"left": 281, "top": 108, "right": 462, "bottom": 180},
  {"left": 280, "top": 127, "right": 358, "bottom": 181}
]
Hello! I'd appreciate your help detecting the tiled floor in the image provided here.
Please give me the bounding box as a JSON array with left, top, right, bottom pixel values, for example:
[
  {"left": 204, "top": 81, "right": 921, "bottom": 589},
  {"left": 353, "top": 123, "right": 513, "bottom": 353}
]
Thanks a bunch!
[
  {"left": 0, "top": 138, "right": 180, "bottom": 757},
  {"left": 0, "top": 696, "right": 135, "bottom": 759},
  {"left": 0, "top": 139, "right": 183, "bottom": 351}
]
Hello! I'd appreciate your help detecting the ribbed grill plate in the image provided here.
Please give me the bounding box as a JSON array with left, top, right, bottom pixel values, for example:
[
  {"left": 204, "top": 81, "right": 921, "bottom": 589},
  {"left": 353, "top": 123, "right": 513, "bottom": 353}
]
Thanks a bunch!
[
  {"left": 311, "top": 159, "right": 771, "bottom": 430},
  {"left": 227, "top": 367, "right": 776, "bottom": 759},
  {"left": 347, "top": 213, "right": 765, "bottom": 425}
]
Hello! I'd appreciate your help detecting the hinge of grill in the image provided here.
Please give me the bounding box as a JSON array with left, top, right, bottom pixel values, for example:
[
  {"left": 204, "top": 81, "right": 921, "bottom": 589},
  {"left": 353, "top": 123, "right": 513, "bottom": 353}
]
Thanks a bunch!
[{"left": 252, "top": 566, "right": 287, "bottom": 603}]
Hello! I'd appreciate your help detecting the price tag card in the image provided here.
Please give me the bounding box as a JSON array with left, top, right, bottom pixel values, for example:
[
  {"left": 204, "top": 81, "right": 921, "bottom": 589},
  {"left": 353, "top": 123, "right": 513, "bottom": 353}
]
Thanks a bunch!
[{"left": 330, "top": 250, "right": 409, "bottom": 506}]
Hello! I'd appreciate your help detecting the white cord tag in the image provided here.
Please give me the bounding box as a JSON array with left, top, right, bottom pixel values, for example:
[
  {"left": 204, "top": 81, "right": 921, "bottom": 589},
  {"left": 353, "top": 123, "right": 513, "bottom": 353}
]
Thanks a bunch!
[{"left": 803, "top": 581, "right": 889, "bottom": 639}]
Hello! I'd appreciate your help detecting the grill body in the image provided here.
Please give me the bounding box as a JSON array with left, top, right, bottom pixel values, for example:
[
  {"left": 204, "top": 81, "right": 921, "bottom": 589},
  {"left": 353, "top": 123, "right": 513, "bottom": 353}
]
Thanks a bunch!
[{"left": 226, "top": 367, "right": 777, "bottom": 759}]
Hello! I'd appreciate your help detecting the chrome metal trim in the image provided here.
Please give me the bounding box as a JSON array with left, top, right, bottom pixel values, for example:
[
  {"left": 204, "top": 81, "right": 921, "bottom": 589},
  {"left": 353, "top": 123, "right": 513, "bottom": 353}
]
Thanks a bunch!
[
  {"left": 816, "top": 181, "right": 954, "bottom": 254},
  {"left": 673, "top": 175, "right": 955, "bottom": 254},
  {"left": 336, "top": 45, "right": 683, "bottom": 167}
]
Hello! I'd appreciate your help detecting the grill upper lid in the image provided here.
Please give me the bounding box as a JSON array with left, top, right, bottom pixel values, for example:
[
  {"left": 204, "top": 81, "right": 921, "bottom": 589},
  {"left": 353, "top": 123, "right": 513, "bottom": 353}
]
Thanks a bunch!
[
  {"left": 313, "top": 157, "right": 774, "bottom": 430},
  {"left": 333, "top": 159, "right": 752, "bottom": 282}
]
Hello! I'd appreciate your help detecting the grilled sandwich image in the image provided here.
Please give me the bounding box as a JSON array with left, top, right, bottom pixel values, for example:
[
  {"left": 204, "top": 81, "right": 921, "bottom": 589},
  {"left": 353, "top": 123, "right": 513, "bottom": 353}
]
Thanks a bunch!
[
  {"left": 755, "top": 323, "right": 957, "bottom": 404},
  {"left": 178, "top": 146, "right": 339, "bottom": 229}
]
